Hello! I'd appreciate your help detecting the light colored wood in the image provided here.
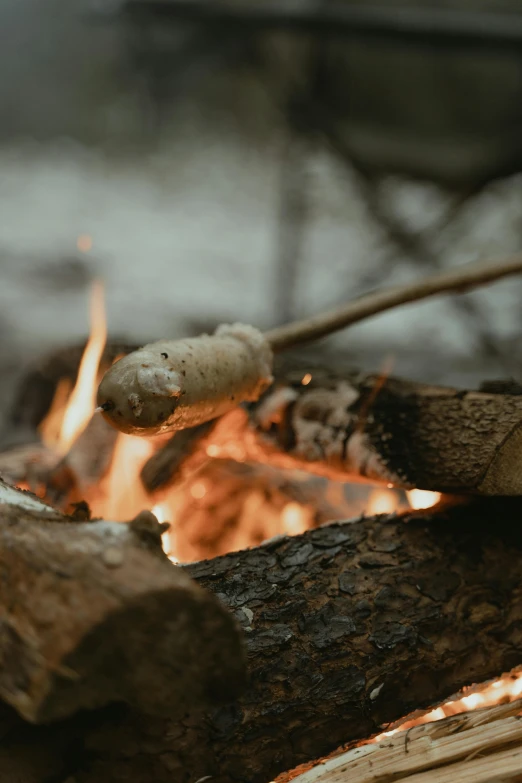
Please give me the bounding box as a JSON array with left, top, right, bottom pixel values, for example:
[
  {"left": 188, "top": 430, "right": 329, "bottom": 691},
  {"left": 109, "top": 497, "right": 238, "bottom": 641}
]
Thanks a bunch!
[
  {"left": 402, "top": 746, "right": 522, "bottom": 783},
  {"left": 289, "top": 699, "right": 522, "bottom": 783}
]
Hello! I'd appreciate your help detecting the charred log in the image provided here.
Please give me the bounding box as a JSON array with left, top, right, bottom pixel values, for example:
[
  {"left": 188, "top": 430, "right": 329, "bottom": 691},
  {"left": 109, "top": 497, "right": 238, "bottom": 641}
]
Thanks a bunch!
[
  {"left": 244, "top": 368, "right": 522, "bottom": 495},
  {"left": 139, "top": 366, "right": 522, "bottom": 497},
  {"left": 2, "top": 498, "right": 522, "bottom": 782},
  {"left": 140, "top": 419, "right": 217, "bottom": 492}
]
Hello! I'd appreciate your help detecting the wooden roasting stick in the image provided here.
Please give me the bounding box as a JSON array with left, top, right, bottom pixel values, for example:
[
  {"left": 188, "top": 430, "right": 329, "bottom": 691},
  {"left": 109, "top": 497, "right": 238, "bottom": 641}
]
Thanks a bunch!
[
  {"left": 97, "top": 256, "right": 522, "bottom": 436},
  {"left": 0, "top": 480, "right": 245, "bottom": 724}
]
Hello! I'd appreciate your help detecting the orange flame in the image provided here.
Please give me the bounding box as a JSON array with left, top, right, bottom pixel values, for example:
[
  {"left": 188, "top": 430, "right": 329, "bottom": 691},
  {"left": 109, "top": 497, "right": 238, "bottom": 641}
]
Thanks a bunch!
[
  {"left": 282, "top": 502, "right": 312, "bottom": 535},
  {"left": 33, "top": 280, "right": 445, "bottom": 570},
  {"left": 152, "top": 502, "right": 179, "bottom": 563},
  {"left": 45, "top": 280, "right": 106, "bottom": 456},
  {"left": 39, "top": 377, "right": 74, "bottom": 448},
  {"left": 364, "top": 487, "right": 441, "bottom": 516},
  {"left": 371, "top": 671, "right": 522, "bottom": 743},
  {"left": 91, "top": 433, "right": 155, "bottom": 521}
]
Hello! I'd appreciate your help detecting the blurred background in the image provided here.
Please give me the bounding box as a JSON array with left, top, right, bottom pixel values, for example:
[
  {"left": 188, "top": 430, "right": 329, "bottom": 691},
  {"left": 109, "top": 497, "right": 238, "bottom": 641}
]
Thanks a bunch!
[{"left": 2, "top": 0, "right": 522, "bottom": 427}]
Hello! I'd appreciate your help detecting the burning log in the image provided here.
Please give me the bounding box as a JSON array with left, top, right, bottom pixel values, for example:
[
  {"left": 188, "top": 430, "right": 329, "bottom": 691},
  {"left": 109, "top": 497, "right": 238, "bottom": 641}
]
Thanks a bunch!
[
  {"left": 2, "top": 497, "right": 522, "bottom": 782},
  {"left": 243, "top": 369, "right": 522, "bottom": 495},
  {"left": 140, "top": 419, "right": 216, "bottom": 491},
  {"left": 0, "top": 480, "right": 245, "bottom": 724},
  {"left": 141, "top": 369, "right": 522, "bottom": 496},
  {"left": 10, "top": 328, "right": 522, "bottom": 499}
]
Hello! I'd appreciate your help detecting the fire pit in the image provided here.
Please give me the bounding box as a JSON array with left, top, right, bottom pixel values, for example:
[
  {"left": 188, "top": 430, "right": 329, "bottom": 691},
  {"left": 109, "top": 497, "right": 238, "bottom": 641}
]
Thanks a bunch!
[
  {"left": 2, "top": 281, "right": 522, "bottom": 783},
  {"left": 3, "top": 282, "right": 439, "bottom": 560}
]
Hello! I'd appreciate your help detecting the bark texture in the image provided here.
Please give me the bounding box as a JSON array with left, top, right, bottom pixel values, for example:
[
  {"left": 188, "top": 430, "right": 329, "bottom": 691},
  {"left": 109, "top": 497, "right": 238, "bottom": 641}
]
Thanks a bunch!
[
  {"left": 0, "top": 481, "right": 245, "bottom": 724},
  {"left": 245, "top": 368, "right": 522, "bottom": 494},
  {"left": 2, "top": 498, "right": 522, "bottom": 783}
]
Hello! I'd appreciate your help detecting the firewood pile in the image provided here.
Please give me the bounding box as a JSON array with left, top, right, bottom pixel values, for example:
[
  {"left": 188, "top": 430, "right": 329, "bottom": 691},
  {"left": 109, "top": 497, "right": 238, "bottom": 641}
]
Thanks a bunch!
[{"left": 2, "top": 267, "right": 522, "bottom": 782}]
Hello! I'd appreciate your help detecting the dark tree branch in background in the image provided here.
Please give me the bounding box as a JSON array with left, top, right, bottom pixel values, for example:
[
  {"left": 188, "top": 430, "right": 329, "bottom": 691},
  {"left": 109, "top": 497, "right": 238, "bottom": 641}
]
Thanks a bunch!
[
  {"left": 274, "top": 128, "right": 310, "bottom": 325},
  {"left": 348, "top": 173, "right": 511, "bottom": 369},
  {"left": 277, "top": 91, "right": 511, "bottom": 367},
  {"left": 273, "top": 26, "right": 330, "bottom": 325},
  {"left": 118, "top": 2, "right": 522, "bottom": 52}
]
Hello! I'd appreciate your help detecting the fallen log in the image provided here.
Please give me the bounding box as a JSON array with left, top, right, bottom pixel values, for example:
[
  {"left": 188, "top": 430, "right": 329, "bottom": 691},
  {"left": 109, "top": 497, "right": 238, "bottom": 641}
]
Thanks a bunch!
[
  {"left": 0, "top": 480, "right": 245, "bottom": 724},
  {"left": 2, "top": 497, "right": 522, "bottom": 782}
]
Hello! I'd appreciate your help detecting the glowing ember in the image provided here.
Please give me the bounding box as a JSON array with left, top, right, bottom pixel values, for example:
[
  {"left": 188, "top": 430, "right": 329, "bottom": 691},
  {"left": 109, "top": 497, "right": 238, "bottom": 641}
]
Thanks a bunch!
[
  {"left": 301, "top": 372, "right": 312, "bottom": 386},
  {"left": 281, "top": 502, "right": 311, "bottom": 535},
  {"left": 366, "top": 488, "right": 398, "bottom": 515},
  {"left": 406, "top": 488, "right": 441, "bottom": 509},
  {"left": 56, "top": 280, "right": 107, "bottom": 455}
]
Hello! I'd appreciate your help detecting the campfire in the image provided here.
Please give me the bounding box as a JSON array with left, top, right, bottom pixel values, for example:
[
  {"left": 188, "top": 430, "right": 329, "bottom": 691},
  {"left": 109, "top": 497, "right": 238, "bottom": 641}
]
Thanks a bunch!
[
  {"left": 3, "top": 277, "right": 522, "bottom": 783},
  {"left": 9, "top": 281, "right": 440, "bottom": 561}
]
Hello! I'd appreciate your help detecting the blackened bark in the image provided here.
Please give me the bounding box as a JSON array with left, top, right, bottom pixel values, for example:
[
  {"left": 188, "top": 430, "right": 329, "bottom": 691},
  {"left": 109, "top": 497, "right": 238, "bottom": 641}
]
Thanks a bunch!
[
  {"left": 2, "top": 499, "right": 522, "bottom": 783},
  {"left": 247, "top": 368, "right": 522, "bottom": 494}
]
